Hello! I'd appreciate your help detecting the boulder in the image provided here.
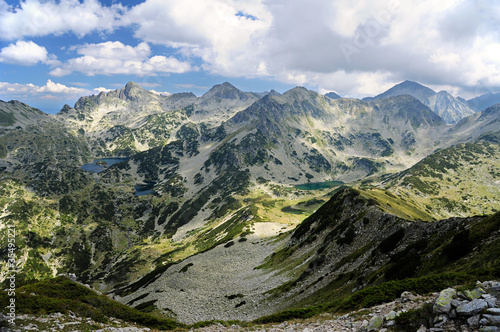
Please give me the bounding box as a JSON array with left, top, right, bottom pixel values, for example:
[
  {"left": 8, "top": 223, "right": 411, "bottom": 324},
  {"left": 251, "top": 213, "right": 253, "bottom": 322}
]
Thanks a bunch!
[
  {"left": 384, "top": 311, "right": 397, "bottom": 321},
  {"left": 434, "top": 288, "right": 457, "bottom": 314},
  {"left": 483, "top": 314, "right": 500, "bottom": 326},
  {"left": 462, "top": 288, "right": 485, "bottom": 301},
  {"left": 368, "top": 315, "right": 384, "bottom": 331},
  {"left": 456, "top": 299, "right": 488, "bottom": 316},
  {"left": 400, "top": 291, "right": 417, "bottom": 303},
  {"left": 486, "top": 297, "right": 497, "bottom": 308},
  {"left": 467, "top": 314, "right": 480, "bottom": 328},
  {"left": 480, "top": 327, "right": 500, "bottom": 332},
  {"left": 486, "top": 308, "right": 500, "bottom": 315}
]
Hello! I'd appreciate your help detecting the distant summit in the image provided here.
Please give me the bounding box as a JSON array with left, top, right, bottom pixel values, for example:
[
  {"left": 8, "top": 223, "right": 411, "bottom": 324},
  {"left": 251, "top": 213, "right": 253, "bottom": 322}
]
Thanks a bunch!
[
  {"left": 201, "top": 82, "right": 252, "bottom": 101},
  {"left": 467, "top": 92, "right": 500, "bottom": 111},
  {"left": 325, "top": 92, "right": 341, "bottom": 100},
  {"left": 366, "top": 80, "right": 436, "bottom": 103},
  {"left": 365, "top": 80, "right": 476, "bottom": 124}
]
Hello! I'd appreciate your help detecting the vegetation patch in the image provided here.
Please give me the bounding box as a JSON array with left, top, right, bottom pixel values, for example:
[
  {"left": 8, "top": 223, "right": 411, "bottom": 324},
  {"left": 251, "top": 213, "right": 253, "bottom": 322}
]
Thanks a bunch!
[{"left": 0, "top": 276, "right": 179, "bottom": 330}]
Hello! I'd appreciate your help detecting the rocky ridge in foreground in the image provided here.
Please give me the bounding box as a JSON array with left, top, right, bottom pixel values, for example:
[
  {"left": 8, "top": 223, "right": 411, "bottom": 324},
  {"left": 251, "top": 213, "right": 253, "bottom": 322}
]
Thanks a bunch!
[{"left": 2, "top": 280, "right": 500, "bottom": 331}]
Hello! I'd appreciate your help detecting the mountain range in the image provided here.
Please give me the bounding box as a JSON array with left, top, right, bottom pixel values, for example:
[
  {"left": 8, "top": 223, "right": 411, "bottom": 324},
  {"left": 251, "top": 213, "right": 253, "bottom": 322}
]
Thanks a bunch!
[{"left": 1, "top": 80, "right": 499, "bottom": 325}]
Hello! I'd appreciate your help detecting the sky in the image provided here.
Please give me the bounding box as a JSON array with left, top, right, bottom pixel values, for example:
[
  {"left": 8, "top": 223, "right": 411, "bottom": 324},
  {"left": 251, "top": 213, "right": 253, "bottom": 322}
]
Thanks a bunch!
[{"left": 1, "top": 0, "right": 500, "bottom": 114}]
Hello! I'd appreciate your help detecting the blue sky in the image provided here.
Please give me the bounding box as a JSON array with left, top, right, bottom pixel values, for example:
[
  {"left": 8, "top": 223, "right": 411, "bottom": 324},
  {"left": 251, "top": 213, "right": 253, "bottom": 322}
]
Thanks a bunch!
[{"left": 1, "top": 0, "right": 500, "bottom": 114}]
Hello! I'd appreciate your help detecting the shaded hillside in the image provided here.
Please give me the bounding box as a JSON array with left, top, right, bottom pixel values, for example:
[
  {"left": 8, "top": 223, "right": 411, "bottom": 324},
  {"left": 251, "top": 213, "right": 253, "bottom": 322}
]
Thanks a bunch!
[
  {"left": 381, "top": 133, "right": 500, "bottom": 219},
  {"left": 0, "top": 276, "right": 179, "bottom": 330},
  {"left": 257, "top": 188, "right": 500, "bottom": 311}
]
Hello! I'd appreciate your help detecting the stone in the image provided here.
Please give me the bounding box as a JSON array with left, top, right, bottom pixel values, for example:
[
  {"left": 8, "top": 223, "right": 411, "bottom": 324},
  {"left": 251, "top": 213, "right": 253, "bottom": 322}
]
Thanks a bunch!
[
  {"left": 483, "top": 314, "right": 500, "bottom": 326},
  {"left": 486, "top": 297, "right": 497, "bottom": 308},
  {"left": 456, "top": 299, "right": 488, "bottom": 316},
  {"left": 401, "top": 291, "right": 417, "bottom": 303},
  {"left": 24, "top": 323, "right": 38, "bottom": 330},
  {"left": 384, "top": 311, "right": 397, "bottom": 320},
  {"left": 464, "top": 288, "right": 485, "bottom": 300},
  {"left": 486, "top": 308, "right": 500, "bottom": 315},
  {"left": 367, "top": 315, "right": 383, "bottom": 331},
  {"left": 416, "top": 326, "right": 427, "bottom": 332},
  {"left": 481, "top": 318, "right": 490, "bottom": 325},
  {"left": 452, "top": 299, "right": 464, "bottom": 308},
  {"left": 433, "top": 314, "right": 447, "bottom": 327},
  {"left": 434, "top": 288, "right": 457, "bottom": 314},
  {"left": 467, "top": 314, "right": 480, "bottom": 328},
  {"left": 449, "top": 308, "right": 458, "bottom": 319},
  {"left": 386, "top": 320, "right": 395, "bottom": 327},
  {"left": 480, "top": 327, "right": 500, "bottom": 332}
]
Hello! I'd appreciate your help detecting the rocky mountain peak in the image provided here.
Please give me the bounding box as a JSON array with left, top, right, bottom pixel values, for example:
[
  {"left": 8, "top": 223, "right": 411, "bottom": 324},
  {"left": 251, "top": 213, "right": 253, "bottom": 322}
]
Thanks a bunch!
[
  {"left": 369, "top": 80, "right": 436, "bottom": 103},
  {"left": 467, "top": 92, "right": 500, "bottom": 111},
  {"left": 325, "top": 91, "right": 341, "bottom": 99},
  {"left": 427, "top": 90, "right": 476, "bottom": 124},
  {"left": 117, "top": 81, "right": 151, "bottom": 101},
  {"left": 282, "top": 86, "right": 317, "bottom": 101},
  {"left": 201, "top": 82, "right": 250, "bottom": 101},
  {"left": 57, "top": 104, "right": 74, "bottom": 115},
  {"left": 267, "top": 89, "right": 281, "bottom": 97}
]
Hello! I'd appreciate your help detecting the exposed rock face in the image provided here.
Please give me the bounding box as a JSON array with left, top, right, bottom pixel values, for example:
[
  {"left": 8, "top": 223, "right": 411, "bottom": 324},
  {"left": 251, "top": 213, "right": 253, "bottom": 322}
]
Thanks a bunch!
[{"left": 427, "top": 90, "right": 476, "bottom": 124}]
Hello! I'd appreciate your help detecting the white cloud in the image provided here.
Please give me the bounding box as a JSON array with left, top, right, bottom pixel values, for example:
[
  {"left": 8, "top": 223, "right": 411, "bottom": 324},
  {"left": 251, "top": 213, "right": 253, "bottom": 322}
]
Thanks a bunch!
[
  {"left": 149, "top": 89, "right": 171, "bottom": 96},
  {"left": 0, "top": 0, "right": 124, "bottom": 40},
  {"left": 124, "top": 0, "right": 272, "bottom": 76},
  {"left": 0, "top": 40, "right": 49, "bottom": 65},
  {"left": 1, "top": 0, "right": 500, "bottom": 98},
  {"left": 50, "top": 41, "right": 193, "bottom": 76},
  {"left": 93, "top": 87, "right": 112, "bottom": 94},
  {"left": 0, "top": 80, "right": 90, "bottom": 97},
  {"left": 74, "top": 41, "right": 151, "bottom": 60}
]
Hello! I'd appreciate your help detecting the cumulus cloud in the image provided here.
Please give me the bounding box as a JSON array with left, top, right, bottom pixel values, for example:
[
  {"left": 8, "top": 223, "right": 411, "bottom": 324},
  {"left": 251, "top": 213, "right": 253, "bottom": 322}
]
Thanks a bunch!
[
  {"left": 0, "top": 0, "right": 124, "bottom": 40},
  {"left": 1, "top": 0, "right": 500, "bottom": 98},
  {"left": 124, "top": 0, "right": 272, "bottom": 76},
  {"left": 0, "top": 80, "right": 90, "bottom": 97},
  {"left": 149, "top": 89, "right": 171, "bottom": 96},
  {"left": 0, "top": 40, "right": 51, "bottom": 65},
  {"left": 50, "top": 41, "right": 193, "bottom": 76}
]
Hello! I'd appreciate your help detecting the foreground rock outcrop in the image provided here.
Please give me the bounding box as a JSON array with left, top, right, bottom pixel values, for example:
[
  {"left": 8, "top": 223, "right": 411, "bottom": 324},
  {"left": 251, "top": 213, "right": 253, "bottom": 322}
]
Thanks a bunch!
[{"left": 3, "top": 281, "right": 499, "bottom": 332}]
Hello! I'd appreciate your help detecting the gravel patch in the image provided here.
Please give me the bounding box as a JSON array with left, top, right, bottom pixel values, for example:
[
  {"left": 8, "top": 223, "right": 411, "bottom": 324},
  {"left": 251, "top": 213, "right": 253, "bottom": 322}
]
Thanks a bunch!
[{"left": 116, "top": 232, "right": 292, "bottom": 324}]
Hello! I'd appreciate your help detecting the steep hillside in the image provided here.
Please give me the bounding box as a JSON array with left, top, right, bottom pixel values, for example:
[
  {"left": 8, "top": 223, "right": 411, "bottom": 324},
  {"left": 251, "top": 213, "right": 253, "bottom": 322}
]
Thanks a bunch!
[
  {"left": 0, "top": 100, "right": 49, "bottom": 128},
  {"left": 468, "top": 92, "right": 500, "bottom": 111},
  {"left": 379, "top": 133, "right": 500, "bottom": 219},
  {"left": 254, "top": 188, "right": 500, "bottom": 310}
]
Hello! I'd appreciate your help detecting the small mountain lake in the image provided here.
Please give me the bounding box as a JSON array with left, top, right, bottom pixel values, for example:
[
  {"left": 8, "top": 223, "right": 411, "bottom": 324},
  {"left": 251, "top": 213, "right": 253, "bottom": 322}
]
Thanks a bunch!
[
  {"left": 134, "top": 181, "right": 157, "bottom": 196},
  {"left": 80, "top": 158, "right": 129, "bottom": 173},
  {"left": 82, "top": 158, "right": 158, "bottom": 196},
  {"left": 294, "top": 180, "right": 344, "bottom": 190}
]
